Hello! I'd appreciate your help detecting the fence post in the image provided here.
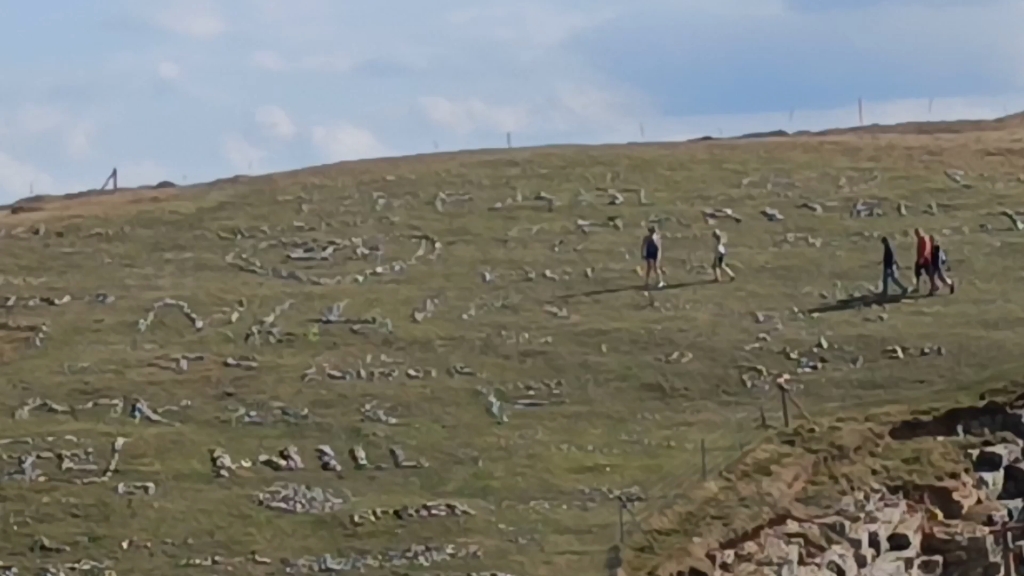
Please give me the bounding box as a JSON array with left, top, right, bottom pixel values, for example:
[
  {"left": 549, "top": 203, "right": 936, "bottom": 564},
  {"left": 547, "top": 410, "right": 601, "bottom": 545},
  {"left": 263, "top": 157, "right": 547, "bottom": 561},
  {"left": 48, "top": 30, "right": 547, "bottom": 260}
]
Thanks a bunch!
[
  {"left": 700, "top": 439, "right": 707, "bottom": 481},
  {"left": 1001, "top": 524, "right": 1014, "bottom": 576},
  {"left": 780, "top": 386, "right": 791, "bottom": 428},
  {"left": 858, "top": 97, "right": 864, "bottom": 126},
  {"left": 506, "top": 132, "right": 511, "bottom": 148},
  {"left": 618, "top": 500, "right": 625, "bottom": 543}
]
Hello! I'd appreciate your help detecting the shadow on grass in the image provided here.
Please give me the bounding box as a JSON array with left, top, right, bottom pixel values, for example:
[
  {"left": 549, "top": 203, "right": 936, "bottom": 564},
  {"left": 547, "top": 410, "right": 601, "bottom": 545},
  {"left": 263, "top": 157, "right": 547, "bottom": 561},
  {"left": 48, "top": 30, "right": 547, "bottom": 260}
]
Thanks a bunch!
[
  {"left": 556, "top": 279, "right": 717, "bottom": 300},
  {"left": 806, "top": 291, "right": 929, "bottom": 314}
]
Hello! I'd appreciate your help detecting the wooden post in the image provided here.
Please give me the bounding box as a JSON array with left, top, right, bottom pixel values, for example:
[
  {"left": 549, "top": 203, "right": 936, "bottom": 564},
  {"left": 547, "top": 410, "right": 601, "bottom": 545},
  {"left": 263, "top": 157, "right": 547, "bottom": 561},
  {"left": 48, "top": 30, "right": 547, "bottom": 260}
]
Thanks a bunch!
[
  {"left": 618, "top": 500, "right": 625, "bottom": 543},
  {"left": 858, "top": 98, "right": 864, "bottom": 126},
  {"left": 928, "top": 97, "right": 934, "bottom": 115},
  {"left": 780, "top": 387, "right": 791, "bottom": 428},
  {"left": 1002, "top": 525, "right": 1014, "bottom": 576},
  {"left": 506, "top": 132, "right": 511, "bottom": 148},
  {"left": 100, "top": 168, "right": 117, "bottom": 191},
  {"left": 700, "top": 438, "right": 707, "bottom": 481}
]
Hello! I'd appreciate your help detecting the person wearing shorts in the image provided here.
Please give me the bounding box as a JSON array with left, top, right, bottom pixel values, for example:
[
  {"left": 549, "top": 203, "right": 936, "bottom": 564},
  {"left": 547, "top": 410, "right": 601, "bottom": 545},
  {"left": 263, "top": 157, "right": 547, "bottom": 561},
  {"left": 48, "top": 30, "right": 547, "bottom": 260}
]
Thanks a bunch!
[
  {"left": 641, "top": 225, "right": 665, "bottom": 288},
  {"left": 913, "top": 228, "right": 936, "bottom": 293},
  {"left": 712, "top": 229, "right": 735, "bottom": 282}
]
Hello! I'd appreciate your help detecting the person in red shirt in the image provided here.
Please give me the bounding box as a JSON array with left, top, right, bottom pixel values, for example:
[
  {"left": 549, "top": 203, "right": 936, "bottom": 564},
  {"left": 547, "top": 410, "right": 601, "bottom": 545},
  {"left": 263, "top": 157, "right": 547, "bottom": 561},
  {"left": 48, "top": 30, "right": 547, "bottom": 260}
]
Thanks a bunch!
[{"left": 914, "top": 228, "right": 937, "bottom": 293}]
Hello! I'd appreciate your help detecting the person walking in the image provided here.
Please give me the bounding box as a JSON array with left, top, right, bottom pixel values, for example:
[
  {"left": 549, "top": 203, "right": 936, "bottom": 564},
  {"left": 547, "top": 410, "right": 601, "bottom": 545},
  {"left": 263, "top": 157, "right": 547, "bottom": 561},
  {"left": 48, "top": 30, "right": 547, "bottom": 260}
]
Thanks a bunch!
[
  {"left": 711, "top": 229, "right": 736, "bottom": 282},
  {"left": 880, "top": 236, "right": 909, "bottom": 296},
  {"left": 929, "top": 236, "right": 955, "bottom": 295},
  {"left": 913, "top": 228, "right": 936, "bottom": 293},
  {"left": 640, "top": 224, "right": 665, "bottom": 289}
]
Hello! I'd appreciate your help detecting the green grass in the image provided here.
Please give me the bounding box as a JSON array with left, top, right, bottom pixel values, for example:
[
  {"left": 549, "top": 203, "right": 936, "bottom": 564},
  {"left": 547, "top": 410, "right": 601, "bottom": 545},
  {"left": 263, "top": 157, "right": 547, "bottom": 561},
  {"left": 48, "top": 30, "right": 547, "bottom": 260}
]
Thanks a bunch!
[{"left": 2, "top": 128, "right": 1024, "bottom": 575}]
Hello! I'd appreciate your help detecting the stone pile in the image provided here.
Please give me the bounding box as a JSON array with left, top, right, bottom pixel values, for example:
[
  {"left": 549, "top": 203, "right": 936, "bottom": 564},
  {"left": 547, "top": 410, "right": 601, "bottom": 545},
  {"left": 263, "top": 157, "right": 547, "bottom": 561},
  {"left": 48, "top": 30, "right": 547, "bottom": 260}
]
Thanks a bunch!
[
  {"left": 389, "top": 445, "right": 429, "bottom": 469},
  {"left": 128, "top": 398, "right": 181, "bottom": 426},
  {"left": 224, "top": 233, "right": 440, "bottom": 286},
  {"left": 304, "top": 361, "right": 436, "bottom": 382},
  {"left": 258, "top": 445, "right": 304, "bottom": 471},
  {"left": 210, "top": 447, "right": 245, "bottom": 478},
  {"left": 851, "top": 199, "right": 884, "bottom": 218},
  {"left": 244, "top": 299, "right": 295, "bottom": 346},
  {"left": 349, "top": 500, "right": 476, "bottom": 526},
  {"left": 224, "top": 402, "right": 310, "bottom": 426},
  {"left": 687, "top": 431, "right": 1024, "bottom": 576},
  {"left": 701, "top": 208, "right": 743, "bottom": 225},
  {"left": 2, "top": 437, "right": 125, "bottom": 485},
  {"left": 360, "top": 401, "right": 398, "bottom": 425},
  {"left": 137, "top": 298, "right": 204, "bottom": 332},
  {"left": 412, "top": 296, "right": 439, "bottom": 323},
  {"left": 33, "top": 560, "right": 113, "bottom": 576},
  {"left": 14, "top": 396, "right": 188, "bottom": 424},
  {"left": 254, "top": 482, "right": 346, "bottom": 514},
  {"left": 1, "top": 294, "right": 72, "bottom": 308},
  {"left": 224, "top": 355, "right": 259, "bottom": 370},
  {"left": 148, "top": 352, "right": 205, "bottom": 373},
  {"left": 280, "top": 543, "right": 483, "bottom": 573},
  {"left": 315, "top": 445, "right": 343, "bottom": 472},
  {"left": 116, "top": 481, "right": 157, "bottom": 496},
  {"left": 73, "top": 437, "right": 128, "bottom": 485}
]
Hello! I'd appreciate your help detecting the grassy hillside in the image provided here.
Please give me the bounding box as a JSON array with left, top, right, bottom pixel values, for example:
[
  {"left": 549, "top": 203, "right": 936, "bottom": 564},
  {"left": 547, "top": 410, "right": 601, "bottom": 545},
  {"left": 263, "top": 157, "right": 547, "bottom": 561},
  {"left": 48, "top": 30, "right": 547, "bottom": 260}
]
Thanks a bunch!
[{"left": 2, "top": 121, "right": 1024, "bottom": 575}]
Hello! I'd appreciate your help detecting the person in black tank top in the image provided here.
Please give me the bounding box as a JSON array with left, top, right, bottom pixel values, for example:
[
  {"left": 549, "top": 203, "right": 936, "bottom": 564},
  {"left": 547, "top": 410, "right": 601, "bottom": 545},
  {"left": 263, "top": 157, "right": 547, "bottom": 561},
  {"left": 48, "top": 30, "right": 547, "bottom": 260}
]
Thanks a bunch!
[{"left": 641, "top": 225, "right": 665, "bottom": 288}]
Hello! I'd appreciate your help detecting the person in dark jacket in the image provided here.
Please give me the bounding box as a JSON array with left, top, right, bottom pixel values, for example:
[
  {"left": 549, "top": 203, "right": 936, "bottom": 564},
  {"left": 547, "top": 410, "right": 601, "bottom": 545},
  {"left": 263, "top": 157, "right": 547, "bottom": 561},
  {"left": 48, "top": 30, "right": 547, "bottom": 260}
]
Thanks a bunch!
[
  {"left": 929, "top": 236, "right": 955, "bottom": 295},
  {"left": 880, "top": 236, "right": 909, "bottom": 296}
]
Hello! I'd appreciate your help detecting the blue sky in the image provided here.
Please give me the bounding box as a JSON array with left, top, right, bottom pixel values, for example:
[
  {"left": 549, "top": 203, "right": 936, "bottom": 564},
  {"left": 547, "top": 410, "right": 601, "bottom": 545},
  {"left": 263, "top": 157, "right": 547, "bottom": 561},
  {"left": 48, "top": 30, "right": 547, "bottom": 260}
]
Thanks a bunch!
[{"left": 0, "top": 0, "right": 1022, "bottom": 202}]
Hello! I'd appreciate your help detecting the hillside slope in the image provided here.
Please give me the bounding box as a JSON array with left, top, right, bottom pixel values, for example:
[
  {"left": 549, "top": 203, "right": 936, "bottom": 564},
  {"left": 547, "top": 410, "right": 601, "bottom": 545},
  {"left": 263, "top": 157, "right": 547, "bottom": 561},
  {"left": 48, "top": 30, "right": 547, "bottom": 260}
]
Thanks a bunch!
[{"left": 1, "top": 117, "right": 1024, "bottom": 575}]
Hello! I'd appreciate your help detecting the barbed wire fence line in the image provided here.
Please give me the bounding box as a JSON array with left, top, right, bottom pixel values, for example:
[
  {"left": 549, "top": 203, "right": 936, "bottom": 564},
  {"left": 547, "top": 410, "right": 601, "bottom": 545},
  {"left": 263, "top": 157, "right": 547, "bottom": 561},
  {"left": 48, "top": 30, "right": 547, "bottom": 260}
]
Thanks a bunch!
[
  {"left": 480, "top": 96, "right": 1022, "bottom": 154},
  {"left": 609, "top": 378, "right": 976, "bottom": 552}
]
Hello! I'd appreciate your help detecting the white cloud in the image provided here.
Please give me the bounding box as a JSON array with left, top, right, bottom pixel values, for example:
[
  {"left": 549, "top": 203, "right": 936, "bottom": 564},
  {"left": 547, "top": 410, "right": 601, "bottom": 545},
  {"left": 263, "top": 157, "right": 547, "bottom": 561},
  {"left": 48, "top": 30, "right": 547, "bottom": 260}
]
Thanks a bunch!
[
  {"left": 249, "top": 50, "right": 356, "bottom": 72},
  {"left": 158, "top": 61, "right": 181, "bottom": 80},
  {"left": 64, "top": 122, "right": 94, "bottom": 159},
  {"left": 3, "top": 106, "right": 96, "bottom": 160},
  {"left": 296, "top": 53, "right": 356, "bottom": 72},
  {"left": 117, "top": 160, "right": 170, "bottom": 188},
  {"left": 310, "top": 124, "right": 389, "bottom": 162},
  {"left": 251, "top": 50, "right": 288, "bottom": 71},
  {"left": 13, "top": 104, "right": 67, "bottom": 135},
  {"left": 254, "top": 105, "right": 297, "bottom": 140},
  {"left": 0, "top": 151, "right": 55, "bottom": 201},
  {"left": 221, "top": 134, "right": 267, "bottom": 173},
  {"left": 418, "top": 97, "right": 530, "bottom": 135},
  {"left": 155, "top": 1, "right": 226, "bottom": 38},
  {"left": 446, "top": 5, "right": 615, "bottom": 49},
  {"left": 4, "top": 0, "right": 1024, "bottom": 207},
  {"left": 546, "top": 84, "right": 650, "bottom": 130}
]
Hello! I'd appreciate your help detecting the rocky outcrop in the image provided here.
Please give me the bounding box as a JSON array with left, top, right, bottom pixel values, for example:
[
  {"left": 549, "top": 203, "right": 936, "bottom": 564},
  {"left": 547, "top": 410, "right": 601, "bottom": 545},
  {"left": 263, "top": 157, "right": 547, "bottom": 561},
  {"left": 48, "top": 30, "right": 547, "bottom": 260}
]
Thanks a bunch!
[
  {"left": 657, "top": 482, "right": 1011, "bottom": 576},
  {"left": 634, "top": 390, "right": 1024, "bottom": 576}
]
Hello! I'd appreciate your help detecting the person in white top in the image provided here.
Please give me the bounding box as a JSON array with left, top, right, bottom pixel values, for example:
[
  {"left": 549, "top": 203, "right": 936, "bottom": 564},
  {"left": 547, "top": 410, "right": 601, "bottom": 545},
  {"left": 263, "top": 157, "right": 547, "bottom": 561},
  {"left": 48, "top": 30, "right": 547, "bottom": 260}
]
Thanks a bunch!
[{"left": 712, "top": 229, "right": 736, "bottom": 282}]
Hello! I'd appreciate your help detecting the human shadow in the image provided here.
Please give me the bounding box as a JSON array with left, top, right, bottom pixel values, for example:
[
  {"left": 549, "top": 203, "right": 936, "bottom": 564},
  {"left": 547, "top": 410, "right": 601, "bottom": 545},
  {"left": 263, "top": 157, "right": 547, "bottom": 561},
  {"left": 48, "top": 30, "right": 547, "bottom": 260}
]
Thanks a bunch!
[
  {"left": 556, "top": 279, "right": 716, "bottom": 300},
  {"left": 806, "top": 291, "right": 928, "bottom": 315}
]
